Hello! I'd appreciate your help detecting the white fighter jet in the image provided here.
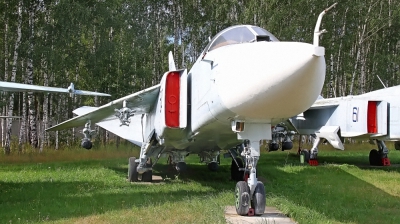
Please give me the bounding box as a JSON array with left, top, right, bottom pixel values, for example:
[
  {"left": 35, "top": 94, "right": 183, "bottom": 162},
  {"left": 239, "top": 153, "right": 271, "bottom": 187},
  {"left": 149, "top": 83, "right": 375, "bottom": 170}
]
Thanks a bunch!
[
  {"left": 47, "top": 4, "right": 336, "bottom": 216},
  {"left": 0, "top": 81, "right": 111, "bottom": 97},
  {"left": 272, "top": 84, "right": 400, "bottom": 167}
]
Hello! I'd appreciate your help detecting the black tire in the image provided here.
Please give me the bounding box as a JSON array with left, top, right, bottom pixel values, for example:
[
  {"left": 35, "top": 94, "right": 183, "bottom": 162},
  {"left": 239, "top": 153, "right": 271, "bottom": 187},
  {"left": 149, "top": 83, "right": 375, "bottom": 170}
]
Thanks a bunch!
[
  {"left": 235, "top": 181, "right": 250, "bottom": 216},
  {"left": 268, "top": 142, "right": 279, "bottom": 151},
  {"left": 369, "top": 149, "right": 382, "bottom": 166},
  {"left": 128, "top": 157, "right": 138, "bottom": 182},
  {"left": 395, "top": 141, "right": 400, "bottom": 150},
  {"left": 251, "top": 181, "right": 266, "bottom": 215},
  {"left": 231, "top": 158, "right": 244, "bottom": 181},
  {"left": 142, "top": 158, "right": 153, "bottom": 182},
  {"left": 142, "top": 170, "right": 153, "bottom": 182},
  {"left": 175, "top": 162, "right": 187, "bottom": 172},
  {"left": 301, "top": 149, "right": 310, "bottom": 162},
  {"left": 208, "top": 161, "right": 219, "bottom": 172}
]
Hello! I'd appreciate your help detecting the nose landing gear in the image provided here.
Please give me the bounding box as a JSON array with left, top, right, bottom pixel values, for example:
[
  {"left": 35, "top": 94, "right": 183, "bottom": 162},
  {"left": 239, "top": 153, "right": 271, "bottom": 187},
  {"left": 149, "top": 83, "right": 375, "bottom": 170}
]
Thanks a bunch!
[{"left": 230, "top": 140, "right": 266, "bottom": 216}]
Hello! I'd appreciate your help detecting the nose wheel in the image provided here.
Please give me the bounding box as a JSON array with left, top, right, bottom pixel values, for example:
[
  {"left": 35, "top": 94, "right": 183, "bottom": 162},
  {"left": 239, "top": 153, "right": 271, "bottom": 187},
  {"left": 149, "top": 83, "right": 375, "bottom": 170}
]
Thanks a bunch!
[
  {"left": 235, "top": 181, "right": 250, "bottom": 215},
  {"left": 235, "top": 180, "right": 266, "bottom": 216}
]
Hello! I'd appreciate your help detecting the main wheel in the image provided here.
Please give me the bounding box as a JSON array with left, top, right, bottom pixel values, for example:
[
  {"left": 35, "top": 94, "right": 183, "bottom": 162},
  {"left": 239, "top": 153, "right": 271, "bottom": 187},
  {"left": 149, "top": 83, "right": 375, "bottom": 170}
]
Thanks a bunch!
[
  {"left": 235, "top": 181, "right": 250, "bottom": 216},
  {"left": 369, "top": 149, "right": 382, "bottom": 166},
  {"left": 268, "top": 142, "right": 279, "bottom": 151},
  {"left": 395, "top": 141, "right": 400, "bottom": 150},
  {"left": 128, "top": 157, "right": 138, "bottom": 182},
  {"left": 175, "top": 162, "right": 187, "bottom": 172},
  {"left": 251, "top": 181, "right": 266, "bottom": 215},
  {"left": 141, "top": 158, "right": 153, "bottom": 182},
  {"left": 142, "top": 170, "right": 153, "bottom": 182},
  {"left": 231, "top": 158, "right": 244, "bottom": 181},
  {"left": 208, "top": 161, "right": 219, "bottom": 172},
  {"left": 301, "top": 149, "right": 310, "bottom": 163}
]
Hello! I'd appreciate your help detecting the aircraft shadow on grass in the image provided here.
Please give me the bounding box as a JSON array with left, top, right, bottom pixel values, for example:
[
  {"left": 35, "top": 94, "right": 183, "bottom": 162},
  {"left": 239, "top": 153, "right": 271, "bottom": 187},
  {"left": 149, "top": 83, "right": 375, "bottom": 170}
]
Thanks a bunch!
[{"left": 108, "top": 162, "right": 235, "bottom": 185}]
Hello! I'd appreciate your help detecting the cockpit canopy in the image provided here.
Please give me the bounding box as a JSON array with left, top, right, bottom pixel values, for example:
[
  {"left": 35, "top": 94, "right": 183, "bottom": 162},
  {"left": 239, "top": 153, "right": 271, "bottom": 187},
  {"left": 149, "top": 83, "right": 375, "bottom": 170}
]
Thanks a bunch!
[{"left": 205, "top": 25, "right": 279, "bottom": 52}]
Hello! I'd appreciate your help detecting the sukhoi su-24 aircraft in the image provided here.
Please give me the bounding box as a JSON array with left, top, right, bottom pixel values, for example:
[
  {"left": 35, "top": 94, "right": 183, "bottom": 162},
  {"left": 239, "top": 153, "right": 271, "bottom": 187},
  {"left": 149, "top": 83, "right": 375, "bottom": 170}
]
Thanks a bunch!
[{"left": 47, "top": 4, "right": 336, "bottom": 216}]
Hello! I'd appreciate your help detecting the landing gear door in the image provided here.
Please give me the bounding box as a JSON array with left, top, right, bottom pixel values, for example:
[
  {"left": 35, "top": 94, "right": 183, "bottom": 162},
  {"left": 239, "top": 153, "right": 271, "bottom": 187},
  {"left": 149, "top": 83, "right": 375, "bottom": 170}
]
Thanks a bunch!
[{"left": 370, "top": 101, "right": 388, "bottom": 137}]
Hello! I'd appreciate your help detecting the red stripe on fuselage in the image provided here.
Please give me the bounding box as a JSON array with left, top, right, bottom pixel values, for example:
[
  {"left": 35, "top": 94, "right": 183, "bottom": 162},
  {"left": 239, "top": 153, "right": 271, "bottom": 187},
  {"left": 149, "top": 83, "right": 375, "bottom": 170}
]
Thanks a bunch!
[
  {"left": 367, "top": 101, "right": 377, "bottom": 134},
  {"left": 165, "top": 72, "right": 180, "bottom": 128}
]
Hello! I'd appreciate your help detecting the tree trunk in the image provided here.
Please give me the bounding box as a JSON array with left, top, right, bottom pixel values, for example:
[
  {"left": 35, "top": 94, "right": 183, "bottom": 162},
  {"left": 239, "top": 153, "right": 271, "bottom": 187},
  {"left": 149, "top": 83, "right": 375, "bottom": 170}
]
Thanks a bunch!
[
  {"left": 26, "top": 0, "right": 38, "bottom": 149},
  {"left": 4, "top": 1, "right": 22, "bottom": 154},
  {"left": 2, "top": 2, "right": 9, "bottom": 148},
  {"left": 18, "top": 60, "right": 27, "bottom": 151}
]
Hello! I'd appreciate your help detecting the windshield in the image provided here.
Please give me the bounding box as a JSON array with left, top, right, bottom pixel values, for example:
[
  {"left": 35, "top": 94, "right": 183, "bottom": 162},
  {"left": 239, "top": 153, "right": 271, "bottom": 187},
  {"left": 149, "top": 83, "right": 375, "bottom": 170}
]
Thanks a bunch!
[
  {"left": 205, "top": 25, "right": 279, "bottom": 52},
  {"left": 209, "top": 26, "right": 254, "bottom": 51}
]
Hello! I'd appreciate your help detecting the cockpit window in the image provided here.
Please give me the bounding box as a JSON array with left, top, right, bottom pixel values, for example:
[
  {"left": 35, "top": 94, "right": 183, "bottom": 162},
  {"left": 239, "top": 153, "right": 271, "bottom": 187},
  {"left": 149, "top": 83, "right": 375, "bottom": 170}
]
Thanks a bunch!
[
  {"left": 205, "top": 25, "right": 279, "bottom": 52},
  {"left": 209, "top": 27, "right": 254, "bottom": 51}
]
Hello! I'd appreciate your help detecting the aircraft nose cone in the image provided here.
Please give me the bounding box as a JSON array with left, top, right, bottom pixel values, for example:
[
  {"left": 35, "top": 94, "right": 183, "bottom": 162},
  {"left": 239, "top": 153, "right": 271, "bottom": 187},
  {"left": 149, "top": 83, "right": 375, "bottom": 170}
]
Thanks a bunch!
[{"left": 213, "top": 41, "right": 326, "bottom": 119}]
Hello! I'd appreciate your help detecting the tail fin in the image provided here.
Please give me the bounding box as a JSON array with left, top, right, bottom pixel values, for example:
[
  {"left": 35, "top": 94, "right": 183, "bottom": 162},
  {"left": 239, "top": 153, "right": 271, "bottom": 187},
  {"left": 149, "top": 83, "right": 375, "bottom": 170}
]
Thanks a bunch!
[{"left": 168, "top": 51, "right": 176, "bottom": 71}]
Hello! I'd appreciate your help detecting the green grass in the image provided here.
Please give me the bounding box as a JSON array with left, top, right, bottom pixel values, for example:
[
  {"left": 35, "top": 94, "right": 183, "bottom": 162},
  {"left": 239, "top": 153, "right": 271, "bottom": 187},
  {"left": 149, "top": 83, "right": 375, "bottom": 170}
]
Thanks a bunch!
[{"left": 1, "top": 144, "right": 400, "bottom": 224}]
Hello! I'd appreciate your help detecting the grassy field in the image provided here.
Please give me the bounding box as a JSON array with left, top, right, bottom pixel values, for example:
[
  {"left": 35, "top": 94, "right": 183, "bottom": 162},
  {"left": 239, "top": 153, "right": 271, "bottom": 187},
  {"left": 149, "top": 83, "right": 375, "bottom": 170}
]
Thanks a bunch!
[{"left": 1, "top": 143, "right": 400, "bottom": 224}]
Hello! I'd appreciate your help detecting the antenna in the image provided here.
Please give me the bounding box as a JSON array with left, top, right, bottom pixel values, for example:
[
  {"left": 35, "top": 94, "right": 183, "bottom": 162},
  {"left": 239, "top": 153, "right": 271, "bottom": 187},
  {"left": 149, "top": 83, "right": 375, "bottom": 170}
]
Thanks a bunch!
[{"left": 376, "top": 75, "right": 387, "bottom": 88}]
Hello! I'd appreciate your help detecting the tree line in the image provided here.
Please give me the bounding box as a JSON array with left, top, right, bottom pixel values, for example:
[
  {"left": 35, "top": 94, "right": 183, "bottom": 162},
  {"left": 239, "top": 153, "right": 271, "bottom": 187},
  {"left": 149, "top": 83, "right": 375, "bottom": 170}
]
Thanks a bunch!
[{"left": 1, "top": 0, "right": 399, "bottom": 154}]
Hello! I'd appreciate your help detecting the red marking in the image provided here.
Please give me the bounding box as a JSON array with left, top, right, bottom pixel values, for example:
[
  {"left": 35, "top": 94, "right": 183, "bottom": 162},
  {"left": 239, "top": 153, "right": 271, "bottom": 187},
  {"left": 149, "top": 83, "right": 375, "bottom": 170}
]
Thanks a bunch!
[
  {"left": 382, "top": 158, "right": 391, "bottom": 166},
  {"left": 367, "top": 101, "right": 377, "bottom": 134},
  {"left": 248, "top": 208, "right": 255, "bottom": 216},
  {"left": 308, "top": 159, "right": 319, "bottom": 166},
  {"left": 165, "top": 72, "right": 180, "bottom": 127}
]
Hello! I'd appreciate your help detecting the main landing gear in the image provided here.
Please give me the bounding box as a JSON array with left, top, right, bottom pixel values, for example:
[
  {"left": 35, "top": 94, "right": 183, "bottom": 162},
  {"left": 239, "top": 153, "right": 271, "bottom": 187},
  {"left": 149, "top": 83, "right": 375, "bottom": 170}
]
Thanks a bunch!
[
  {"left": 128, "top": 157, "right": 153, "bottom": 182},
  {"left": 369, "top": 140, "right": 391, "bottom": 166},
  {"left": 128, "top": 130, "right": 157, "bottom": 183},
  {"left": 228, "top": 140, "right": 266, "bottom": 216},
  {"left": 297, "top": 134, "right": 319, "bottom": 166}
]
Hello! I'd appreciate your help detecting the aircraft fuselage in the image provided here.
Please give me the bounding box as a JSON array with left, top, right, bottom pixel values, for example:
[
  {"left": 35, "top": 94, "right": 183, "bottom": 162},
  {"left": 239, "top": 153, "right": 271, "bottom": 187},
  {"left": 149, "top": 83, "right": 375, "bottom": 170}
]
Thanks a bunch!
[{"left": 151, "top": 25, "right": 326, "bottom": 154}]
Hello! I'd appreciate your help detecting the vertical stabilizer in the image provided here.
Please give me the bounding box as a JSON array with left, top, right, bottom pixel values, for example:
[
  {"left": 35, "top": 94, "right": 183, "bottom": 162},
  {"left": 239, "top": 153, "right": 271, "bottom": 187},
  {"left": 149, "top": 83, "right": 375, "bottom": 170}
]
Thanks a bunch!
[{"left": 168, "top": 51, "right": 176, "bottom": 71}]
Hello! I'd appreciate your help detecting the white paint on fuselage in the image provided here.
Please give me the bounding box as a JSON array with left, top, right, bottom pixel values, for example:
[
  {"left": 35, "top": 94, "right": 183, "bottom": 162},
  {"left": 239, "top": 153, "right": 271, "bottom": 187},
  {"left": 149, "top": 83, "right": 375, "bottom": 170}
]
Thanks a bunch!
[
  {"left": 210, "top": 41, "right": 325, "bottom": 120},
  {"left": 191, "top": 41, "right": 325, "bottom": 130},
  {"left": 187, "top": 41, "right": 326, "bottom": 152}
]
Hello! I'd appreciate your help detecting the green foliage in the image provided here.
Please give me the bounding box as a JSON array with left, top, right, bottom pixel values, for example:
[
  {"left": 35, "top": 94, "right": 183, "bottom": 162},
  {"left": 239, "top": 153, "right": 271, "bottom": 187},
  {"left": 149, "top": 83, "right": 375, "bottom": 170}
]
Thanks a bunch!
[{"left": 1, "top": 0, "right": 400, "bottom": 146}]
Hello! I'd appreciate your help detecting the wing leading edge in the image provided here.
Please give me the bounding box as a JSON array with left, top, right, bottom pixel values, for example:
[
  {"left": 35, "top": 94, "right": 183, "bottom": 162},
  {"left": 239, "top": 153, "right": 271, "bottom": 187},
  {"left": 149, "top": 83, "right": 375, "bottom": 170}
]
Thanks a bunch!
[
  {"left": 46, "top": 84, "right": 160, "bottom": 131},
  {"left": 0, "top": 81, "right": 111, "bottom": 97}
]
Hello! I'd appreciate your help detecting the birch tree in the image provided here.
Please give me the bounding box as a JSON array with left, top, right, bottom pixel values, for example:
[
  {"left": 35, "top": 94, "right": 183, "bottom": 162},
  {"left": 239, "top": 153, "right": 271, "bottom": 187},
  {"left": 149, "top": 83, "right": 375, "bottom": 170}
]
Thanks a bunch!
[{"left": 4, "top": 0, "right": 22, "bottom": 154}]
